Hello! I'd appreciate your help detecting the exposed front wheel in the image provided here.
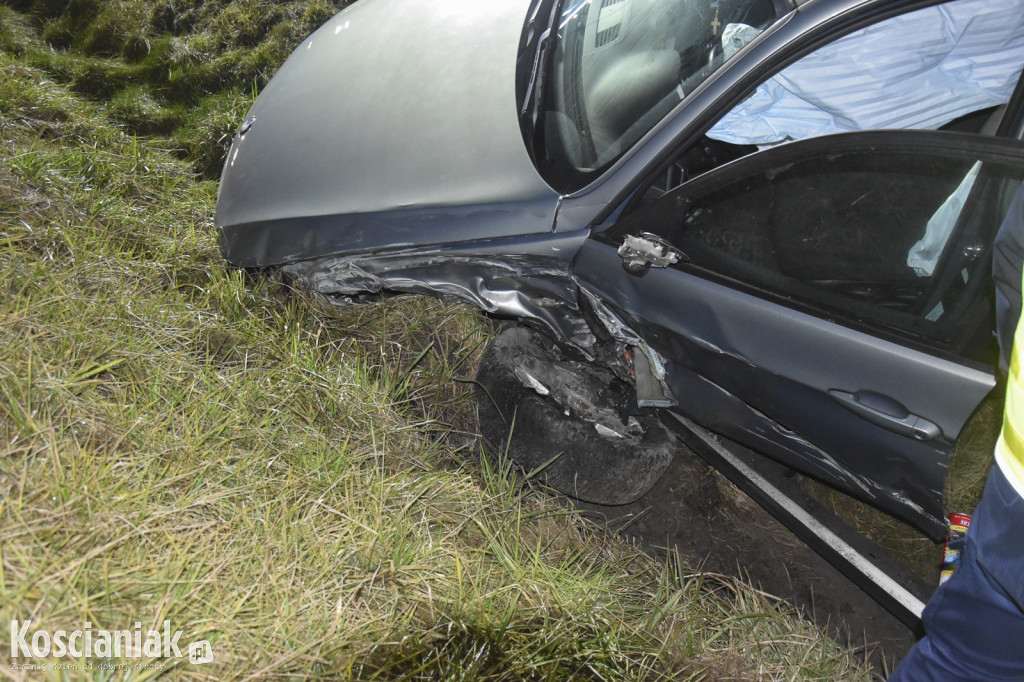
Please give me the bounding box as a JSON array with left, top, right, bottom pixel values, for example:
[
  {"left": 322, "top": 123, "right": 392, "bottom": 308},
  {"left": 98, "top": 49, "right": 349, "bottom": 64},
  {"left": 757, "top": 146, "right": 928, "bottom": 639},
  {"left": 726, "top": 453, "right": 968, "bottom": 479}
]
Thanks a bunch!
[{"left": 475, "top": 326, "right": 675, "bottom": 505}]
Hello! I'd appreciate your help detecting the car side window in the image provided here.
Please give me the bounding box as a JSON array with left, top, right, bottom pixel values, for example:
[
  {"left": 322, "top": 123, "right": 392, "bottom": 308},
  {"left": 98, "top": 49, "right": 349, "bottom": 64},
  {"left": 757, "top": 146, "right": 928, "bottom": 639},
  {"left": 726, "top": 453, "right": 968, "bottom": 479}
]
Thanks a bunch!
[
  {"left": 534, "top": 0, "right": 781, "bottom": 192},
  {"left": 607, "top": 133, "right": 1024, "bottom": 362}
]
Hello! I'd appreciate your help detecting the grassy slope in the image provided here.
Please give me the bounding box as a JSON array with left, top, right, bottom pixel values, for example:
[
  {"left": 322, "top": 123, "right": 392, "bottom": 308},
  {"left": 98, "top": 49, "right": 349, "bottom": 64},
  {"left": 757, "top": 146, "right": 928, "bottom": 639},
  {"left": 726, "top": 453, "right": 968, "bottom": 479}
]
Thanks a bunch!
[
  {"left": 0, "top": 3, "right": 867, "bottom": 679},
  {"left": 2, "top": 0, "right": 346, "bottom": 177}
]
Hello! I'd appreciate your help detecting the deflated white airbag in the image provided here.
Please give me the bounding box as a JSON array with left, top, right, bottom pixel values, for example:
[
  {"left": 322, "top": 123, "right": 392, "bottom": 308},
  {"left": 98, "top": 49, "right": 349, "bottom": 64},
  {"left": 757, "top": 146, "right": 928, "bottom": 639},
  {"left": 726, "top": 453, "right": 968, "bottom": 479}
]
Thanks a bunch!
[{"left": 707, "top": 0, "right": 1024, "bottom": 146}]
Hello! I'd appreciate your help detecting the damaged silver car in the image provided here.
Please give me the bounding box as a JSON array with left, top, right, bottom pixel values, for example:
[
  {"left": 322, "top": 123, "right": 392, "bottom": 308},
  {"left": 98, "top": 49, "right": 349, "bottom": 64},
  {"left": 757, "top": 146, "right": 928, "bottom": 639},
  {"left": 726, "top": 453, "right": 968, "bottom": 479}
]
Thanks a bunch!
[{"left": 217, "top": 0, "right": 1024, "bottom": 617}]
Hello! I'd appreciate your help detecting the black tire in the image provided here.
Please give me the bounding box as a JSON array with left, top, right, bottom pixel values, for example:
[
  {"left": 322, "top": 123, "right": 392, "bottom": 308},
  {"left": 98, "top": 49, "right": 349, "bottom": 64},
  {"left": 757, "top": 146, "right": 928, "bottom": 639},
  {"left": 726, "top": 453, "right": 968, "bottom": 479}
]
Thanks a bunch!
[{"left": 475, "top": 326, "right": 675, "bottom": 505}]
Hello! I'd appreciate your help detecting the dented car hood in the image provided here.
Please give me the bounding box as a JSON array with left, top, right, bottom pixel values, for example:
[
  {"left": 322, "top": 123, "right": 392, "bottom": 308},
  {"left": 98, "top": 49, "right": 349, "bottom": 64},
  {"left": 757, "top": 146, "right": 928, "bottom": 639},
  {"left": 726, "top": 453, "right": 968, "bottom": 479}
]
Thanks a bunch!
[{"left": 216, "top": 0, "right": 560, "bottom": 268}]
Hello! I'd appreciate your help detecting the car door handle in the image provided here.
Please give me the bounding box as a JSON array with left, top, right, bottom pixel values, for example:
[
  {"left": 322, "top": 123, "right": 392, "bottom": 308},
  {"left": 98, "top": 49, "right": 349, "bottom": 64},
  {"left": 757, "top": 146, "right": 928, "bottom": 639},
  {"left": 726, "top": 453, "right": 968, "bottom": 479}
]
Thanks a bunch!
[{"left": 828, "top": 389, "right": 942, "bottom": 441}]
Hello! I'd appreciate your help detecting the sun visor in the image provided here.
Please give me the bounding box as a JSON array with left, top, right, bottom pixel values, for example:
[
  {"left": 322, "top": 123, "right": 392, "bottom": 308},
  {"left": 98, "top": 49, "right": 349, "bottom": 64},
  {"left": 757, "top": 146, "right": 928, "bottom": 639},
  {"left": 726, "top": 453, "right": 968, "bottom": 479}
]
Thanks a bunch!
[{"left": 707, "top": 0, "right": 1024, "bottom": 146}]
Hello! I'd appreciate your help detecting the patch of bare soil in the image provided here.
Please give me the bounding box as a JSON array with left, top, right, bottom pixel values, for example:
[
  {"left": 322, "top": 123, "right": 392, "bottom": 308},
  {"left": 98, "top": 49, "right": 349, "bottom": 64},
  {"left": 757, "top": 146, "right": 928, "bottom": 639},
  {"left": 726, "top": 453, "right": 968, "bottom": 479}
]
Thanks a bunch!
[{"left": 572, "top": 443, "right": 926, "bottom": 681}]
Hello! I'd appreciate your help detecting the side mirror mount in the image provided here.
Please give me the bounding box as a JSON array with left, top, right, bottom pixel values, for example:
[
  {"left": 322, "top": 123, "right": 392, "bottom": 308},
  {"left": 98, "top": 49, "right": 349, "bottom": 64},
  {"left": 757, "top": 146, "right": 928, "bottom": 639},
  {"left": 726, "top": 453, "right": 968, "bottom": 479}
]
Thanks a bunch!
[{"left": 617, "top": 232, "right": 689, "bottom": 277}]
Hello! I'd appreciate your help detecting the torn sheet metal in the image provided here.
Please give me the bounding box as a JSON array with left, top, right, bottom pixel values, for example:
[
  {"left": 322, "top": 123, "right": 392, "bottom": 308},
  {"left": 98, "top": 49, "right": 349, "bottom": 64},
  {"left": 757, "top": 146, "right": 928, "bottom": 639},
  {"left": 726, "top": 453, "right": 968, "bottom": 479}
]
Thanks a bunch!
[
  {"left": 509, "top": 345, "right": 644, "bottom": 440},
  {"left": 282, "top": 243, "right": 597, "bottom": 356},
  {"left": 476, "top": 326, "right": 675, "bottom": 505},
  {"left": 708, "top": 0, "right": 1024, "bottom": 146},
  {"left": 632, "top": 350, "right": 676, "bottom": 409},
  {"left": 577, "top": 288, "right": 677, "bottom": 408}
]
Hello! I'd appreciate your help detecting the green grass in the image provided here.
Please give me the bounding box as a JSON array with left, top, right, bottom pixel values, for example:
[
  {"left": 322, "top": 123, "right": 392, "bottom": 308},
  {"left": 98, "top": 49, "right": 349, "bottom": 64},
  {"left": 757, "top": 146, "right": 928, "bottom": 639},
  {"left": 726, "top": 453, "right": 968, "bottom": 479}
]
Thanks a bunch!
[
  {"left": 0, "top": 4, "right": 868, "bottom": 679},
  {"left": 1, "top": 0, "right": 346, "bottom": 177}
]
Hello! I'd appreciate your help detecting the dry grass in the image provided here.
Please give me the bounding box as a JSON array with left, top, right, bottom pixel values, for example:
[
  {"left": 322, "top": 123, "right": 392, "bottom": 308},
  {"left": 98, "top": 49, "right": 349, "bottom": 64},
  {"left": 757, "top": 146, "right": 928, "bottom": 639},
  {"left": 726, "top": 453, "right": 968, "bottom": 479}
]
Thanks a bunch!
[
  {"left": 1, "top": 5, "right": 868, "bottom": 680},
  {"left": 944, "top": 389, "right": 1001, "bottom": 515}
]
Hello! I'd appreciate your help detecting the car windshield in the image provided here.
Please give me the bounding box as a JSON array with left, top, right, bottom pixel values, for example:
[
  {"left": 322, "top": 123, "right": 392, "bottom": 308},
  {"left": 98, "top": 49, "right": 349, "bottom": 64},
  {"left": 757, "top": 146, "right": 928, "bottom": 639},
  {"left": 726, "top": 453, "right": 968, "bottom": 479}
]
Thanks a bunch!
[{"left": 535, "top": 0, "right": 778, "bottom": 191}]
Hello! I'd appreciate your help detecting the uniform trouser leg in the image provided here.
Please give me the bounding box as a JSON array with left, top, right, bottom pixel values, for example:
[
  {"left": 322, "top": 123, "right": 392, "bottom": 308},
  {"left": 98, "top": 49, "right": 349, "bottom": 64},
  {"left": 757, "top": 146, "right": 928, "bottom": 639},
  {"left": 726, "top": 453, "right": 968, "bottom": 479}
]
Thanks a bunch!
[{"left": 889, "top": 465, "right": 1024, "bottom": 681}]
